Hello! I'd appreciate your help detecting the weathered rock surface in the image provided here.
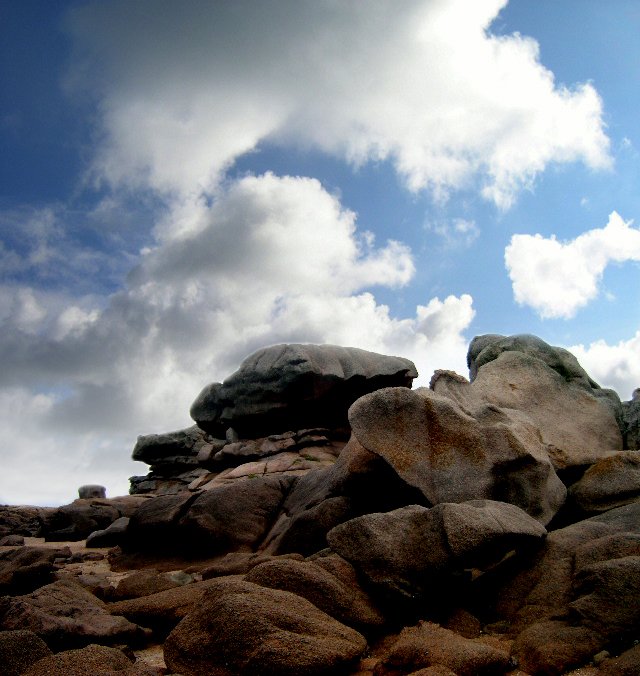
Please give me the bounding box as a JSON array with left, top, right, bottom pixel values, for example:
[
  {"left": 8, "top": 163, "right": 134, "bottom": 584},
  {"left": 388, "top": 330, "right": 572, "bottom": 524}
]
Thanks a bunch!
[
  {"left": 490, "top": 502, "right": 640, "bottom": 673},
  {"left": 0, "top": 506, "right": 50, "bottom": 538},
  {"left": 163, "top": 580, "right": 367, "bottom": 676},
  {"left": 464, "top": 334, "right": 623, "bottom": 453},
  {"left": 86, "top": 516, "right": 130, "bottom": 548},
  {"left": 599, "top": 643, "right": 640, "bottom": 676},
  {"left": 0, "top": 546, "right": 71, "bottom": 595},
  {"left": 349, "top": 386, "right": 565, "bottom": 524},
  {"left": 21, "top": 643, "right": 143, "bottom": 676},
  {"left": 42, "top": 496, "right": 148, "bottom": 542},
  {"left": 327, "top": 500, "right": 546, "bottom": 603},
  {"left": 260, "top": 436, "right": 428, "bottom": 557},
  {"left": 0, "top": 579, "right": 147, "bottom": 650},
  {"left": 511, "top": 620, "right": 604, "bottom": 676},
  {"left": 569, "top": 451, "right": 640, "bottom": 513},
  {"left": 245, "top": 556, "right": 385, "bottom": 631},
  {"left": 622, "top": 388, "right": 640, "bottom": 449},
  {"left": 190, "top": 343, "right": 417, "bottom": 437},
  {"left": 0, "top": 629, "right": 53, "bottom": 676},
  {"left": 107, "top": 577, "right": 226, "bottom": 637},
  {"left": 373, "top": 621, "right": 511, "bottom": 676}
]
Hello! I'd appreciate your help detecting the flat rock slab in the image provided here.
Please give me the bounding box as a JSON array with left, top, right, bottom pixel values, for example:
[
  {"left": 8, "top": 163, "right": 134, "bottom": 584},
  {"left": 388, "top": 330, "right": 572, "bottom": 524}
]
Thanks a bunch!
[
  {"left": 190, "top": 343, "right": 417, "bottom": 436},
  {"left": 163, "top": 579, "right": 367, "bottom": 676}
]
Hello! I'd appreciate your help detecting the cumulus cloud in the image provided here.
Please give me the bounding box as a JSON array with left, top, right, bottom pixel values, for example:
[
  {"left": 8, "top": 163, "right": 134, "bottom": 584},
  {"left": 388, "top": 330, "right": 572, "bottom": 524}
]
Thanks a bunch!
[
  {"left": 569, "top": 332, "right": 640, "bottom": 400},
  {"left": 65, "top": 0, "right": 610, "bottom": 206},
  {"left": 505, "top": 212, "right": 640, "bottom": 318},
  {"left": 0, "top": 174, "right": 474, "bottom": 505}
]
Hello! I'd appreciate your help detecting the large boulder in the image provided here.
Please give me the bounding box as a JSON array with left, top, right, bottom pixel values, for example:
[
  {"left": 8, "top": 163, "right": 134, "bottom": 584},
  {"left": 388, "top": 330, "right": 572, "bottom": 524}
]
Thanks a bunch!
[
  {"left": 0, "top": 506, "right": 49, "bottom": 538},
  {"left": 492, "top": 501, "right": 640, "bottom": 671},
  {"left": 245, "top": 556, "right": 385, "bottom": 632},
  {"left": 177, "top": 475, "right": 295, "bottom": 554},
  {"left": 107, "top": 578, "right": 226, "bottom": 638},
  {"left": 327, "top": 500, "right": 546, "bottom": 604},
  {"left": 42, "top": 496, "right": 147, "bottom": 542},
  {"left": 569, "top": 451, "right": 640, "bottom": 514},
  {"left": 373, "top": 621, "right": 510, "bottom": 676},
  {"left": 349, "top": 386, "right": 566, "bottom": 524},
  {"left": 163, "top": 579, "right": 367, "bottom": 676},
  {"left": 0, "top": 579, "right": 147, "bottom": 650},
  {"left": 259, "top": 436, "right": 427, "bottom": 557},
  {"left": 21, "top": 644, "right": 148, "bottom": 676},
  {"left": 461, "top": 334, "right": 623, "bottom": 460},
  {"left": 0, "top": 546, "right": 70, "bottom": 595},
  {"left": 124, "top": 475, "right": 294, "bottom": 556},
  {"left": 190, "top": 343, "right": 417, "bottom": 437}
]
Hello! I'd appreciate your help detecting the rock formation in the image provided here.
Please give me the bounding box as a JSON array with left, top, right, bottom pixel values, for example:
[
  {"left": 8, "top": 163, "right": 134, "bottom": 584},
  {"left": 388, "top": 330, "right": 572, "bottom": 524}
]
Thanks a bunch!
[{"left": 1, "top": 334, "right": 639, "bottom": 675}]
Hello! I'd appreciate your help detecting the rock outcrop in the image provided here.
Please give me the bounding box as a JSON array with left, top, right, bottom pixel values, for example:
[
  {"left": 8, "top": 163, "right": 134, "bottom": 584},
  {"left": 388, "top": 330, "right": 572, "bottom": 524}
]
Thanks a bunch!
[
  {"left": 1, "top": 334, "right": 637, "bottom": 676},
  {"left": 190, "top": 343, "right": 417, "bottom": 436}
]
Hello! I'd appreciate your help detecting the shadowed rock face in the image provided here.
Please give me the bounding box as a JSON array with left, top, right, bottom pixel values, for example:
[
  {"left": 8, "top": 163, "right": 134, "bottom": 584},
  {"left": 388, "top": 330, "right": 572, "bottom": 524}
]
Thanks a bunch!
[{"left": 190, "top": 343, "right": 417, "bottom": 437}]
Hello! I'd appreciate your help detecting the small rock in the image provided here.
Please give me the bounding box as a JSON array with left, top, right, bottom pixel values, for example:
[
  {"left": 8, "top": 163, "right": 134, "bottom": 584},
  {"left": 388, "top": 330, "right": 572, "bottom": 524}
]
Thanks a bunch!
[{"left": 78, "top": 485, "right": 106, "bottom": 499}]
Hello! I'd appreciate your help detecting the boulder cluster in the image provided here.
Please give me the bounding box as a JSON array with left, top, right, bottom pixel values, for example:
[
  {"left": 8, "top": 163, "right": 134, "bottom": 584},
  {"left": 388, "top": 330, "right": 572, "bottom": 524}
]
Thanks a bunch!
[{"left": 1, "top": 335, "right": 639, "bottom": 676}]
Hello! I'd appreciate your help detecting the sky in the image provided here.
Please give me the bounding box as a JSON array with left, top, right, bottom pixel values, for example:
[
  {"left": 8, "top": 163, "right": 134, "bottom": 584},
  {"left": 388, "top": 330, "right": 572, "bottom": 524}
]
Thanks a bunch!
[{"left": 1, "top": 0, "right": 639, "bottom": 506}]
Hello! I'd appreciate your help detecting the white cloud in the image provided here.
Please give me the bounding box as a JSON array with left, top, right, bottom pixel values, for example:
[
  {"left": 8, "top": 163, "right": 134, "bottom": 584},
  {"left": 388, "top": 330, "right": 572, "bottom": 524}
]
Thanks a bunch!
[
  {"left": 0, "top": 174, "right": 474, "bottom": 505},
  {"left": 569, "top": 332, "right": 640, "bottom": 401},
  {"left": 65, "top": 0, "right": 610, "bottom": 207},
  {"left": 429, "top": 218, "right": 480, "bottom": 247},
  {"left": 505, "top": 211, "right": 640, "bottom": 318}
]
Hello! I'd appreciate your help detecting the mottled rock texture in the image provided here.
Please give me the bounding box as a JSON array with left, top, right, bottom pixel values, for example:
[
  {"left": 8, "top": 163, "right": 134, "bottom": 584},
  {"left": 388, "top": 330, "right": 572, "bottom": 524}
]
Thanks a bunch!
[{"left": 190, "top": 343, "right": 417, "bottom": 436}]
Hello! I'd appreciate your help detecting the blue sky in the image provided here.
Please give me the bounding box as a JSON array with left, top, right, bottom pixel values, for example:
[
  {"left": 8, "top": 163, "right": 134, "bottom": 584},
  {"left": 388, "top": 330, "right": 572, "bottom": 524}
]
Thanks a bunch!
[{"left": 1, "top": 0, "right": 639, "bottom": 505}]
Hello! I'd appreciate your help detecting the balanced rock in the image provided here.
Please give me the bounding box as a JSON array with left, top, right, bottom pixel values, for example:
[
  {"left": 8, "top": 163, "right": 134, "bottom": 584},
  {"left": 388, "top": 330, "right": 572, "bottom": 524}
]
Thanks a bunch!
[
  {"left": 190, "top": 343, "right": 417, "bottom": 437},
  {"left": 349, "top": 386, "right": 565, "bottom": 524},
  {"left": 78, "top": 485, "right": 106, "bottom": 499},
  {"left": 132, "top": 424, "right": 220, "bottom": 469}
]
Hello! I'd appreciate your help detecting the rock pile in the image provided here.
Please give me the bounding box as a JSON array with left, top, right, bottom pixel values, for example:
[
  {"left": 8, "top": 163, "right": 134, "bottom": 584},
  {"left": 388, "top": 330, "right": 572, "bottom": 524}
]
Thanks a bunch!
[{"left": 1, "top": 334, "right": 639, "bottom": 675}]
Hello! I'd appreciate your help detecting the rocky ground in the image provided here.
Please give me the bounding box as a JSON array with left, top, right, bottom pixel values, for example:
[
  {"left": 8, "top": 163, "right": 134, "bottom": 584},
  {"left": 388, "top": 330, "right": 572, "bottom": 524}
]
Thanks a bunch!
[{"left": 1, "top": 337, "right": 639, "bottom": 675}]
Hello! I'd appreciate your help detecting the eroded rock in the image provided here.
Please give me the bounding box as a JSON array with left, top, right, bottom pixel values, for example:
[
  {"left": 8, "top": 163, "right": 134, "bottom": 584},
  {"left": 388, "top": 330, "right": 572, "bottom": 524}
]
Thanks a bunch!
[{"left": 163, "top": 580, "right": 367, "bottom": 676}]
